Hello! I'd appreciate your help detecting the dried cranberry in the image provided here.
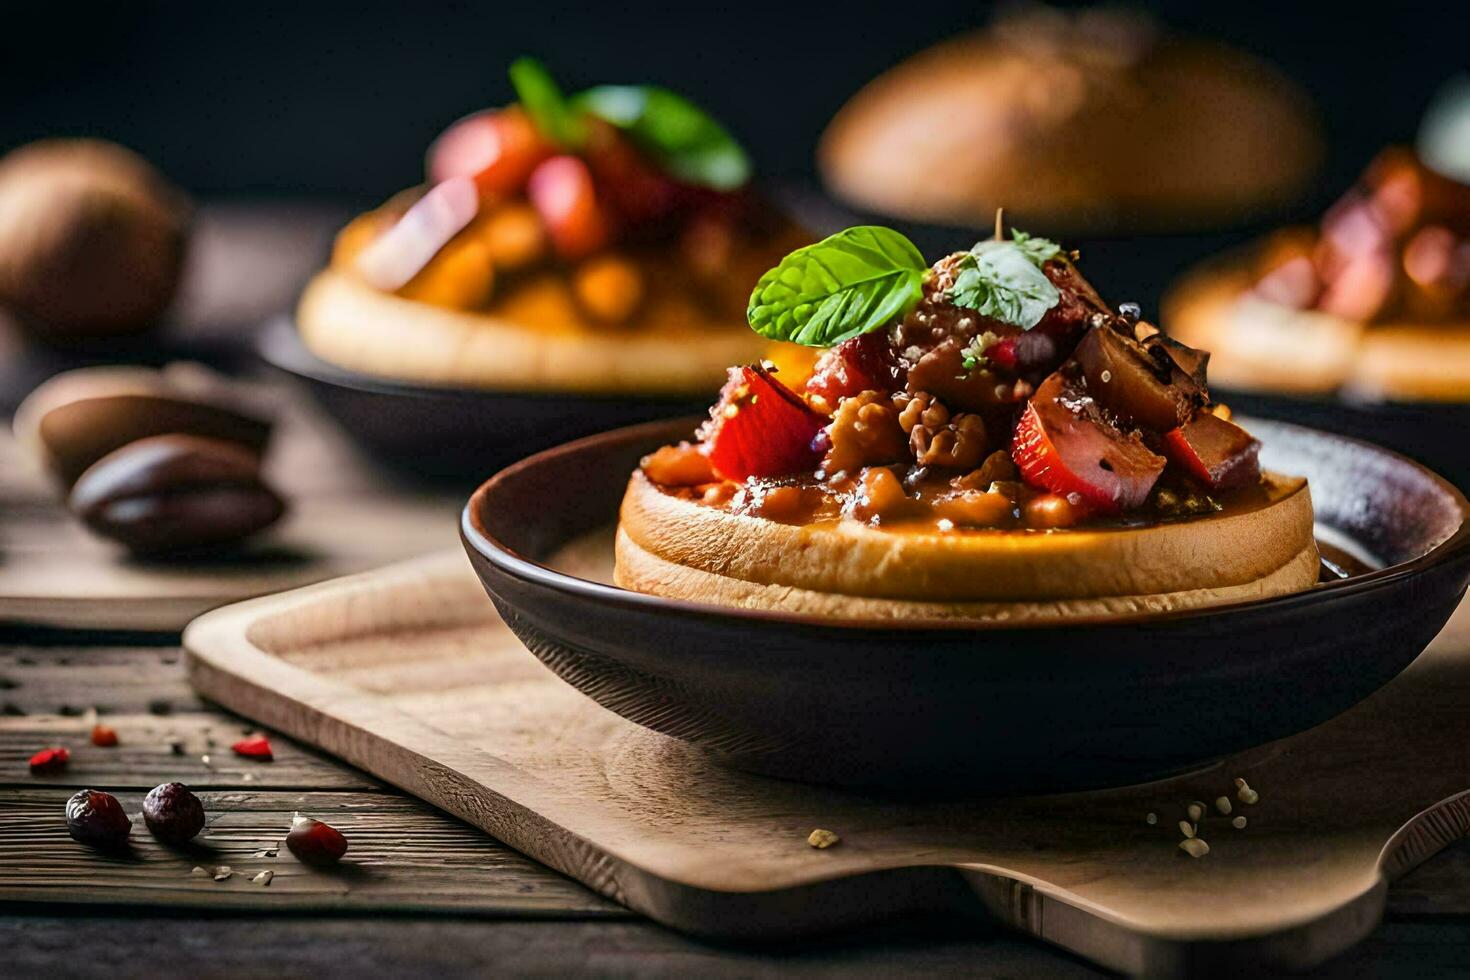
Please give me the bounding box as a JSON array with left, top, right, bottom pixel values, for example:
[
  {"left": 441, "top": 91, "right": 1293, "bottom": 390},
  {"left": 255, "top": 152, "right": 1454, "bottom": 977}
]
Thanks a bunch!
[
  {"left": 143, "top": 782, "right": 206, "bottom": 844},
  {"left": 65, "top": 789, "right": 131, "bottom": 850},
  {"left": 29, "top": 746, "right": 70, "bottom": 774},
  {"left": 231, "top": 735, "right": 273, "bottom": 760},
  {"left": 91, "top": 725, "right": 119, "bottom": 747},
  {"left": 286, "top": 814, "right": 348, "bottom": 866}
]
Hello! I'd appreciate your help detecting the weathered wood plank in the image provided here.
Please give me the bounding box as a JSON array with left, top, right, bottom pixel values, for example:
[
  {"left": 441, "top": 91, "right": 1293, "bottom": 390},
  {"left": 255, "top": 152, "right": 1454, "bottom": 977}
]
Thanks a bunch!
[
  {"left": 0, "top": 644, "right": 205, "bottom": 716},
  {"left": 0, "top": 714, "right": 383, "bottom": 791},
  {"left": 0, "top": 788, "right": 622, "bottom": 916}
]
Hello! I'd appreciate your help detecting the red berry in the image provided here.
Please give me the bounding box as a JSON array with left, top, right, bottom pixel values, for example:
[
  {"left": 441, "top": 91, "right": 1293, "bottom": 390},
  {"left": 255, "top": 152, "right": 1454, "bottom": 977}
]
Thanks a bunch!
[
  {"left": 143, "top": 782, "right": 206, "bottom": 844},
  {"left": 65, "top": 789, "right": 131, "bottom": 850},
  {"left": 286, "top": 814, "right": 348, "bottom": 866},
  {"left": 90, "top": 725, "right": 119, "bottom": 747},
  {"left": 231, "top": 735, "right": 274, "bottom": 761},
  {"left": 527, "top": 155, "right": 612, "bottom": 260},
  {"left": 427, "top": 106, "right": 554, "bottom": 198},
  {"left": 29, "top": 746, "right": 70, "bottom": 774}
]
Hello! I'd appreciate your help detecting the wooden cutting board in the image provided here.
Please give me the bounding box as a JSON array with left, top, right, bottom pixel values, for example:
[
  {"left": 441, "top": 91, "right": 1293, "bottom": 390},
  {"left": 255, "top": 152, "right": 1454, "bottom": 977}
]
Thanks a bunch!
[
  {"left": 0, "top": 391, "right": 459, "bottom": 631},
  {"left": 182, "top": 547, "right": 1470, "bottom": 977}
]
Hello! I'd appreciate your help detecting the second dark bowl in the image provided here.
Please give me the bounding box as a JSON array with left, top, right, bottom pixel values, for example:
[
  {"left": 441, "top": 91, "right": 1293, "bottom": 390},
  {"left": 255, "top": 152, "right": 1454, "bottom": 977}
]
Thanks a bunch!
[
  {"left": 462, "top": 418, "right": 1470, "bottom": 792},
  {"left": 257, "top": 317, "right": 713, "bottom": 489}
]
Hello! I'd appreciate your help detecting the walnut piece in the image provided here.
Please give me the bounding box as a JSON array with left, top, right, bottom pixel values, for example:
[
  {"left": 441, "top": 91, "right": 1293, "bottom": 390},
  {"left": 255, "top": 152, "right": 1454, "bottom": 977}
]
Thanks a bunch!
[
  {"left": 895, "top": 391, "right": 988, "bottom": 469},
  {"left": 822, "top": 390, "right": 906, "bottom": 477}
]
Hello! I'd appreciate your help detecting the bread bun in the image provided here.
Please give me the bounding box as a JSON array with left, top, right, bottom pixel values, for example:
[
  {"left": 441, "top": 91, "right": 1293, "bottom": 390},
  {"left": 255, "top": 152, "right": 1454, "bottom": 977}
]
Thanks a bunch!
[
  {"left": 296, "top": 268, "right": 767, "bottom": 395},
  {"left": 614, "top": 469, "right": 1319, "bottom": 623},
  {"left": 818, "top": 9, "right": 1321, "bottom": 233}
]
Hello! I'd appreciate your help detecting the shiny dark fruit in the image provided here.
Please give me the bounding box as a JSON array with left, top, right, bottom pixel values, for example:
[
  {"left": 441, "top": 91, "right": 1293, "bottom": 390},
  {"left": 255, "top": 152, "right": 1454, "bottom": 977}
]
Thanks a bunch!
[
  {"left": 1073, "top": 325, "right": 1196, "bottom": 431},
  {"left": 68, "top": 434, "right": 285, "bottom": 556},
  {"left": 286, "top": 814, "right": 348, "bottom": 866},
  {"left": 142, "top": 782, "right": 206, "bottom": 845},
  {"left": 65, "top": 789, "right": 131, "bottom": 850}
]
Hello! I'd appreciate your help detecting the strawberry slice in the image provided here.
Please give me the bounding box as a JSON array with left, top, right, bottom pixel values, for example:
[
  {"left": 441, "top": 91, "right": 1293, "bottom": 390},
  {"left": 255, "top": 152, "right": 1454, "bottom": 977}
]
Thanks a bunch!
[
  {"left": 1164, "top": 413, "right": 1261, "bottom": 490},
  {"left": 427, "top": 107, "right": 554, "bottom": 198},
  {"left": 803, "top": 333, "right": 901, "bottom": 411},
  {"left": 29, "top": 747, "right": 69, "bottom": 774},
  {"left": 703, "top": 365, "right": 826, "bottom": 481},
  {"left": 1012, "top": 374, "right": 1166, "bottom": 513}
]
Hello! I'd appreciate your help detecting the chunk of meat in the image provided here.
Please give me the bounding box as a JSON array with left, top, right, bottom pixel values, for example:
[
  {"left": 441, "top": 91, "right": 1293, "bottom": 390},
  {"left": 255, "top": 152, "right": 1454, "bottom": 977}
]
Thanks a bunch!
[
  {"left": 1011, "top": 373, "right": 1166, "bottom": 513},
  {"left": 1073, "top": 326, "right": 1199, "bottom": 431},
  {"left": 1163, "top": 413, "right": 1262, "bottom": 490}
]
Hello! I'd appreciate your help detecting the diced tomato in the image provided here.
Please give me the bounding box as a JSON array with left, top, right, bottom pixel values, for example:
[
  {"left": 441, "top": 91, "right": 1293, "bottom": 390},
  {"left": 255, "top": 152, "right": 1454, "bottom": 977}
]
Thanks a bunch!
[
  {"left": 28, "top": 747, "right": 69, "bottom": 775},
  {"left": 803, "top": 333, "right": 901, "bottom": 412},
  {"left": 1011, "top": 375, "right": 1166, "bottom": 513},
  {"left": 703, "top": 365, "right": 826, "bottom": 481},
  {"left": 1164, "top": 414, "right": 1262, "bottom": 490},
  {"left": 427, "top": 107, "right": 554, "bottom": 198},
  {"left": 527, "top": 156, "right": 613, "bottom": 260}
]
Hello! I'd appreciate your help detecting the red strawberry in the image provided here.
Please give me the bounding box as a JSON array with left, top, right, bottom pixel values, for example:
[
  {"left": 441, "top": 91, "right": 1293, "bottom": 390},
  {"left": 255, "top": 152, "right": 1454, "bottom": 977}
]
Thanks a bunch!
[
  {"left": 803, "top": 333, "right": 901, "bottom": 410},
  {"left": 29, "top": 747, "right": 70, "bottom": 774},
  {"left": 1012, "top": 375, "right": 1165, "bottom": 513},
  {"left": 1164, "top": 414, "right": 1262, "bottom": 490},
  {"left": 231, "top": 736, "right": 274, "bottom": 761},
  {"left": 703, "top": 364, "right": 826, "bottom": 481}
]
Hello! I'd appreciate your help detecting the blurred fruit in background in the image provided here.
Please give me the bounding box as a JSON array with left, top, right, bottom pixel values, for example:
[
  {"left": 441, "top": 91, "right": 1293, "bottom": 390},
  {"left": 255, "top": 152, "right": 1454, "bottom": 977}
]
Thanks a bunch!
[{"left": 0, "top": 139, "right": 190, "bottom": 342}]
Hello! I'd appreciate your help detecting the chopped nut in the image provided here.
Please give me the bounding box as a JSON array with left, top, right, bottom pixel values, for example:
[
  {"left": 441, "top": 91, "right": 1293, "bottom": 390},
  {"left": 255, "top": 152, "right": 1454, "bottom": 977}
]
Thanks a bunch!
[
  {"left": 1179, "top": 820, "right": 1196, "bottom": 839},
  {"left": 807, "top": 828, "right": 841, "bottom": 850},
  {"left": 1232, "top": 816, "right": 1248, "bottom": 830},
  {"left": 1178, "top": 838, "right": 1211, "bottom": 858},
  {"left": 1145, "top": 812, "right": 1157, "bottom": 825},
  {"left": 190, "top": 866, "right": 210, "bottom": 878},
  {"left": 212, "top": 866, "right": 233, "bottom": 882},
  {"left": 252, "top": 870, "right": 274, "bottom": 886},
  {"left": 822, "top": 391, "right": 906, "bottom": 476},
  {"left": 1215, "top": 796, "right": 1233, "bottom": 816}
]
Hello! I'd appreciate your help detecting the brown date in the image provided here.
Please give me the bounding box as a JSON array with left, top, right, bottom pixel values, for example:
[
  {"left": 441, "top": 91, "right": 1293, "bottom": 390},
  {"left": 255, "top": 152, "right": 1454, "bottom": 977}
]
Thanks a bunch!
[{"left": 68, "top": 434, "right": 284, "bottom": 556}]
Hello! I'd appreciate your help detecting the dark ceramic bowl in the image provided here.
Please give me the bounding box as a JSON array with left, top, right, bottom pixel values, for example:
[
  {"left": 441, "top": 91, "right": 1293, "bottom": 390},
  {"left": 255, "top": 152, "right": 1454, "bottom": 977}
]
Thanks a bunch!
[
  {"left": 462, "top": 417, "right": 1470, "bottom": 791},
  {"left": 256, "top": 317, "right": 712, "bottom": 489},
  {"left": 1215, "top": 388, "right": 1470, "bottom": 496}
]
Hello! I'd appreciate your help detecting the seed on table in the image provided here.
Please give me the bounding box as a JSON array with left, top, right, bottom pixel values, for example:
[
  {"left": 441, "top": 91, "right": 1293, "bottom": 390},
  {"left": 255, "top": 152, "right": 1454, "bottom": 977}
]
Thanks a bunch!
[
  {"left": 1232, "top": 816, "right": 1248, "bottom": 829},
  {"left": 65, "top": 789, "right": 131, "bottom": 850},
  {"left": 190, "top": 866, "right": 210, "bottom": 878},
  {"left": 1179, "top": 821, "right": 1196, "bottom": 839},
  {"left": 1145, "top": 812, "right": 1157, "bottom": 825},
  {"left": 213, "top": 866, "right": 233, "bottom": 881},
  {"left": 252, "top": 870, "right": 273, "bottom": 886},
  {"left": 1187, "top": 802, "right": 1205, "bottom": 823},
  {"left": 286, "top": 814, "right": 348, "bottom": 866},
  {"left": 1179, "top": 838, "right": 1210, "bottom": 858},
  {"left": 807, "top": 828, "right": 841, "bottom": 849},
  {"left": 1215, "top": 796, "right": 1232, "bottom": 816},
  {"left": 143, "top": 782, "right": 206, "bottom": 844}
]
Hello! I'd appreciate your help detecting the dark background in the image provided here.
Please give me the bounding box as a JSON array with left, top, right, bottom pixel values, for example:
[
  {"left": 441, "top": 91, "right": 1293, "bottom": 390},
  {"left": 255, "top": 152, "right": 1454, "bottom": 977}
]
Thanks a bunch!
[{"left": 3, "top": 1, "right": 1463, "bottom": 213}]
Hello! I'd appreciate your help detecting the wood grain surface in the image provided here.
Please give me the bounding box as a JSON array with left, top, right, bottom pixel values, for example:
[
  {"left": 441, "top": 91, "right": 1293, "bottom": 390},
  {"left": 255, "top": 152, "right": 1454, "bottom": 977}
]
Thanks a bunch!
[
  {"left": 183, "top": 550, "right": 1470, "bottom": 976},
  {"left": 0, "top": 393, "right": 460, "bottom": 631}
]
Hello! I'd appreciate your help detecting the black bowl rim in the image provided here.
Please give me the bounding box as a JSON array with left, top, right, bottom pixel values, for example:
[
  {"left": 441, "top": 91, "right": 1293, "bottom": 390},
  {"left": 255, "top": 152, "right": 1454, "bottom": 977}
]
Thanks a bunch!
[
  {"left": 462, "top": 416, "right": 1470, "bottom": 634},
  {"left": 255, "top": 315, "right": 715, "bottom": 407}
]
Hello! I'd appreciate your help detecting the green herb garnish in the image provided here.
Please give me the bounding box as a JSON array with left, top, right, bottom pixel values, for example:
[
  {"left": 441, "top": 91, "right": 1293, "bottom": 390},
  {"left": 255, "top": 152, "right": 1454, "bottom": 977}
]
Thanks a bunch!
[
  {"left": 508, "top": 57, "right": 586, "bottom": 148},
  {"left": 509, "top": 59, "right": 750, "bottom": 190},
  {"left": 574, "top": 86, "right": 750, "bottom": 190},
  {"left": 747, "top": 226, "right": 928, "bottom": 347},
  {"left": 947, "top": 231, "right": 1063, "bottom": 330}
]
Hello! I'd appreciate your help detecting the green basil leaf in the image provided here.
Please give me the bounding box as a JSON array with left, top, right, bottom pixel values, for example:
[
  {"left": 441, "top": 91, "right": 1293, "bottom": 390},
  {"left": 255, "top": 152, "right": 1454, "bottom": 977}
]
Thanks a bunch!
[
  {"left": 508, "top": 57, "right": 585, "bottom": 148},
  {"left": 1009, "top": 229, "right": 1063, "bottom": 266},
  {"left": 574, "top": 85, "right": 751, "bottom": 190},
  {"left": 948, "top": 241, "right": 1060, "bottom": 330},
  {"left": 748, "top": 226, "right": 928, "bottom": 347}
]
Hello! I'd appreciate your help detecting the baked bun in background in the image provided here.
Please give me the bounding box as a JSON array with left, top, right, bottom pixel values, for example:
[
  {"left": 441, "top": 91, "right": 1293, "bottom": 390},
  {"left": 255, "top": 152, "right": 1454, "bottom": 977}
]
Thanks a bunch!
[
  {"left": 818, "top": 7, "right": 1323, "bottom": 234},
  {"left": 0, "top": 139, "right": 190, "bottom": 341}
]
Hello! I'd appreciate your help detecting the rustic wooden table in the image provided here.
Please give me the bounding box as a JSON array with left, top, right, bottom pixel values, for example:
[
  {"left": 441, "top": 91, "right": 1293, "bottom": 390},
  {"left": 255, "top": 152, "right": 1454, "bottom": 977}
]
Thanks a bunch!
[{"left": 2, "top": 205, "right": 1468, "bottom": 977}]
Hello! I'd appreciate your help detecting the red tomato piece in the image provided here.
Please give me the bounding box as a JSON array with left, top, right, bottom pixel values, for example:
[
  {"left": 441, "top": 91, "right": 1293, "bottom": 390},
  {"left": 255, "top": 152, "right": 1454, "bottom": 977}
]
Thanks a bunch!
[
  {"left": 527, "top": 155, "right": 613, "bottom": 260},
  {"left": 1163, "top": 414, "right": 1262, "bottom": 490},
  {"left": 703, "top": 365, "right": 826, "bottom": 481},
  {"left": 427, "top": 107, "right": 553, "bottom": 198},
  {"left": 231, "top": 736, "right": 274, "bottom": 761}
]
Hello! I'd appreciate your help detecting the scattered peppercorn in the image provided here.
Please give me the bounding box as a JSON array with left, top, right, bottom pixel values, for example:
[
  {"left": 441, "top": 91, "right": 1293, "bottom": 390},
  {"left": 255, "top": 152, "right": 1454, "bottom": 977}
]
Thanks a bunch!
[
  {"left": 29, "top": 746, "right": 70, "bottom": 774},
  {"left": 143, "top": 782, "right": 206, "bottom": 844},
  {"left": 65, "top": 789, "right": 131, "bottom": 850},
  {"left": 286, "top": 814, "right": 348, "bottom": 866}
]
